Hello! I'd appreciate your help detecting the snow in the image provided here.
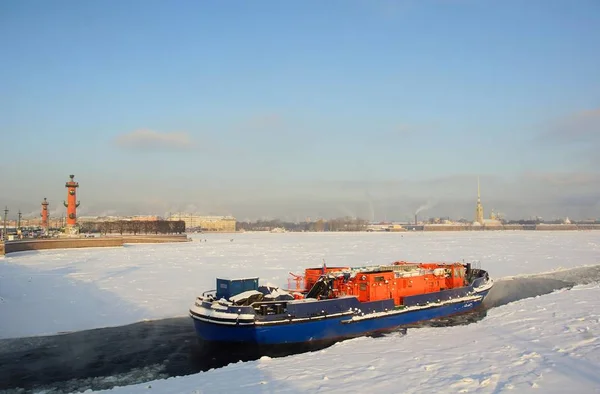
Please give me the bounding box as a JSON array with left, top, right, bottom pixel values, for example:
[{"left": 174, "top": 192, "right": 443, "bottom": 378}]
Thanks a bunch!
[
  {"left": 0, "top": 231, "right": 599, "bottom": 393},
  {"left": 1, "top": 231, "right": 598, "bottom": 339},
  {"left": 228, "top": 290, "right": 263, "bottom": 303},
  {"left": 264, "top": 285, "right": 294, "bottom": 299},
  {"left": 189, "top": 303, "right": 255, "bottom": 322},
  {"left": 96, "top": 283, "right": 600, "bottom": 394}
]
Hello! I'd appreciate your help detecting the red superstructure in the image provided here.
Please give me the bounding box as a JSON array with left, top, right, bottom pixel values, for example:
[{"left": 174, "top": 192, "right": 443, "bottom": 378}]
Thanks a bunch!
[
  {"left": 63, "top": 175, "right": 80, "bottom": 228},
  {"left": 41, "top": 198, "right": 49, "bottom": 232},
  {"left": 289, "top": 261, "right": 467, "bottom": 306}
]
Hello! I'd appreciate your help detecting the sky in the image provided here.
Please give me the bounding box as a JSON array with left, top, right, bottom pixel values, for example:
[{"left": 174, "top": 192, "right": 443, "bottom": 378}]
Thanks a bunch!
[{"left": 1, "top": 0, "right": 599, "bottom": 221}]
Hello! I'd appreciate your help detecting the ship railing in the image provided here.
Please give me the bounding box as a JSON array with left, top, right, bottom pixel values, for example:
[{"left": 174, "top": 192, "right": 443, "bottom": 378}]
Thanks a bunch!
[
  {"left": 251, "top": 300, "right": 289, "bottom": 315},
  {"left": 471, "top": 276, "right": 489, "bottom": 288}
]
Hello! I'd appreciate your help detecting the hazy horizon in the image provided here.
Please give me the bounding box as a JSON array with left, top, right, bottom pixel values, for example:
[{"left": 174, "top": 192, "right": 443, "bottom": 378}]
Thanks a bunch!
[
  {"left": 2, "top": 1, "right": 599, "bottom": 221},
  {"left": 2, "top": 172, "right": 599, "bottom": 222}
]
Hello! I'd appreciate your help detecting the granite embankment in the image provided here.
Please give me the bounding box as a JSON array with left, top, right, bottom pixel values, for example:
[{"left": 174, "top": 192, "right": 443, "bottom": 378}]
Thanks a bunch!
[
  {"left": 0, "top": 235, "right": 189, "bottom": 255},
  {"left": 411, "top": 224, "right": 600, "bottom": 231}
]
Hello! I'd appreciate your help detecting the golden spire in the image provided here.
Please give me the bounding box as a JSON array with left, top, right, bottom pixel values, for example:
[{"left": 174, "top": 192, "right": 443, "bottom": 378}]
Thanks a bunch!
[{"left": 475, "top": 176, "right": 484, "bottom": 224}]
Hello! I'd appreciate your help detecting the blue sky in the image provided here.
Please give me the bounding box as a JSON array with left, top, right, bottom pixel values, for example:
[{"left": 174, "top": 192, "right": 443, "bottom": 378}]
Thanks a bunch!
[{"left": 1, "top": 0, "right": 599, "bottom": 221}]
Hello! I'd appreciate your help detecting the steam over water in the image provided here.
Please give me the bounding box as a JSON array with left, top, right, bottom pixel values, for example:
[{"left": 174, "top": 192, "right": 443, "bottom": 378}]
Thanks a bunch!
[{"left": 1, "top": 265, "right": 599, "bottom": 394}]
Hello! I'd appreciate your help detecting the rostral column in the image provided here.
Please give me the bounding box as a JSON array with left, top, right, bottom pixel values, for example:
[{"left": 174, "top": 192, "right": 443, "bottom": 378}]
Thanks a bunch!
[
  {"left": 63, "top": 174, "right": 80, "bottom": 235},
  {"left": 41, "top": 197, "right": 49, "bottom": 234}
]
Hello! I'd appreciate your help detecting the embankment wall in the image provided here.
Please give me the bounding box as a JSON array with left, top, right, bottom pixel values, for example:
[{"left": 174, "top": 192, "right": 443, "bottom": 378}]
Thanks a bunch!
[
  {"left": 420, "top": 224, "right": 598, "bottom": 231},
  {"left": 122, "top": 235, "right": 190, "bottom": 243},
  {"left": 0, "top": 234, "right": 189, "bottom": 255}
]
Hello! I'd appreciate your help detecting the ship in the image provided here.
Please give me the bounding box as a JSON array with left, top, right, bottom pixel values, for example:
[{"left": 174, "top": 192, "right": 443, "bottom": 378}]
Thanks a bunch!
[{"left": 189, "top": 261, "right": 493, "bottom": 345}]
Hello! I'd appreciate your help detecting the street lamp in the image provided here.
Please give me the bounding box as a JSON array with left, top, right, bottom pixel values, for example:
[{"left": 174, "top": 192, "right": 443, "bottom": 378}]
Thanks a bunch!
[{"left": 3, "top": 206, "right": 8, "bottom": 241}]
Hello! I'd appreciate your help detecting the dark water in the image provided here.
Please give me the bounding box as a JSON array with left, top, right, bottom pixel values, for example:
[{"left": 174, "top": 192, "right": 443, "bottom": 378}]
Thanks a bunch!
[
  {"left": 1, "top": 266, "right": 597, "bottom": 394},
  {"left": 0, "top": 318, "right": 354, "bottom": 393}
]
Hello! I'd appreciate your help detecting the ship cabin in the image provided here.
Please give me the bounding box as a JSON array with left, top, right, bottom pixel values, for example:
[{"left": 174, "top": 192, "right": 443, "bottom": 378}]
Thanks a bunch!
[{"left": 292, "top": 262, "right": 468, "bottom": 307}]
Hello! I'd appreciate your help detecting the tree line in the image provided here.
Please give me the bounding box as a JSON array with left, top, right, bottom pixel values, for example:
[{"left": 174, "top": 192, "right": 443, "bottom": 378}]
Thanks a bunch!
[
  {"left": 236, "top": 217, "right": 368, "bottom": 232},
  {"left": 79, "top": 220, "right": 186, "bottom": 235}
]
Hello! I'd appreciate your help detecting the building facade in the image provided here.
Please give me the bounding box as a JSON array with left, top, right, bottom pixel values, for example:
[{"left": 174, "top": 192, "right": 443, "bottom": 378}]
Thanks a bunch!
[{"left": 169, "top": 214, "right": 236, "bottom": 232}]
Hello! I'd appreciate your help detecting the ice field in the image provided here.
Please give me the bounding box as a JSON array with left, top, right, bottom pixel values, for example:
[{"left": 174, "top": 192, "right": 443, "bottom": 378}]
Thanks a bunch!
[{"left": 1, "top": 231, "right": 599, "bottom": 393}]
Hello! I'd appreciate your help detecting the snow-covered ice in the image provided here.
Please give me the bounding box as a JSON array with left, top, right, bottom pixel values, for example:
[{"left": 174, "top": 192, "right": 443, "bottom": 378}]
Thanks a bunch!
[
  {"left": 0, "top": 231, "right": 599, "bottom": 393},
  {"left": 96, "top": 283, "right": 600, "bottom": 394},
  {"left": 1, "top": 231, "right": 598, "bottom": 339}
]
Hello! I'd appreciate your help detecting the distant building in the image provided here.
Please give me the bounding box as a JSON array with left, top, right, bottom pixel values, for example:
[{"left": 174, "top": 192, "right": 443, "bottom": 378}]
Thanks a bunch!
[
  {"left": 472, "top": 179, "right": 504, "bottom": 227},
  {"left": 131, "top": 215, "right": 160, "bottom": 221},
  {"left": 169, "top": 214, "right": 236, "bottom": 232},
  {"left": 366, "top": 222, "right": 391, "bottom": 232},
  {"left": 475, "top": 177, "right": 484, "bottom": 225},
  {"left": 366, "top": 222, "right": 406, "bottom": 232},
  {"left": 483, "top": 209, "right": 503, "bottom": 227},
  {"left": 78, "top": 216, "right": 100, "bottom": 223},
  {"left": 78, "top": 215, "right": 161, "bottom": 223}
]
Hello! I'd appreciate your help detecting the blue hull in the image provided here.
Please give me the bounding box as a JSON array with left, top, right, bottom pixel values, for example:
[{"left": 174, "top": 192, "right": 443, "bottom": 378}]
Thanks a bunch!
[{"left": 192, "top": 290, "right": 489, "bottom": 345}]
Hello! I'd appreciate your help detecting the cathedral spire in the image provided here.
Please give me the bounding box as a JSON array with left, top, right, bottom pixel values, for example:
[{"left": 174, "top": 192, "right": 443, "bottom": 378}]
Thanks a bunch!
[{"left": 475, "top": 176, "right": 484, "bottom": 224}]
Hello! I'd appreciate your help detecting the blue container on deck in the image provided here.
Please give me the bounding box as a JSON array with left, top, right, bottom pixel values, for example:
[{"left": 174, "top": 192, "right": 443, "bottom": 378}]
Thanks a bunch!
[{"left": 216, "top": 277, "right": 259, "bottom": 300}]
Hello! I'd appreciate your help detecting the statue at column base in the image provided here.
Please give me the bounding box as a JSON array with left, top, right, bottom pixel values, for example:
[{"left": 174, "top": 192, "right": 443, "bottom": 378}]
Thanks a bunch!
[{"left": 64, "top": 225, "right": 80, "bottom": 237}]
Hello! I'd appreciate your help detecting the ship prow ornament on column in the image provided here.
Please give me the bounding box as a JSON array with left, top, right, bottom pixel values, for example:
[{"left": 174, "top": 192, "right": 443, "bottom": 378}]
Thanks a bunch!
[{"left": 63, "top": 174, "right": 81, "bottom": 236}]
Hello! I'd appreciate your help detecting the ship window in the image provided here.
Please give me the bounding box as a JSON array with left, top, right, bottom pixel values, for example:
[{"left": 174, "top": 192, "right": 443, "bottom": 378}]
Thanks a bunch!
[
  {"left": 374, "top": 276, "right": 385, "bottom": 282},
  {"left": 360, "top": 283, "right": 367, "bottom": 291}
]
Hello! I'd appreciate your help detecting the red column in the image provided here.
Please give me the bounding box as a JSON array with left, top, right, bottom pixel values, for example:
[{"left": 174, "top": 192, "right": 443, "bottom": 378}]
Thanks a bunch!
[
  {"left": 63, "top": 175, "right": 80, "bottom": 227},
  {"left": 41, "top": 198, "right": 49, "bottom": 229}
]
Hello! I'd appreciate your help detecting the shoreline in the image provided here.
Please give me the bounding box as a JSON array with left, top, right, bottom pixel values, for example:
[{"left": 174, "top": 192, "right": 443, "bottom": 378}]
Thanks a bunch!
[{"left": 0, "top": 234, "right": 190, "bottom": 256}]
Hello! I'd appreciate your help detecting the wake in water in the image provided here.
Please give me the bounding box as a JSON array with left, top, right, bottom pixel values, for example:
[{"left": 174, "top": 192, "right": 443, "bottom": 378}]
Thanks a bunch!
[
  {"left": 1, "top": 264, "right": 599, "bottom": 393},
  {"left": 483, "top": 264, "right": 600, "bottom": 309}
]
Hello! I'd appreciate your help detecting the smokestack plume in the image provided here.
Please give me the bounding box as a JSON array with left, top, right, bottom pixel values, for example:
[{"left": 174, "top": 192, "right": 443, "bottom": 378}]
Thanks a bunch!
[{"left": 415, "top": 201, "right": 436, "bottom": 216}]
